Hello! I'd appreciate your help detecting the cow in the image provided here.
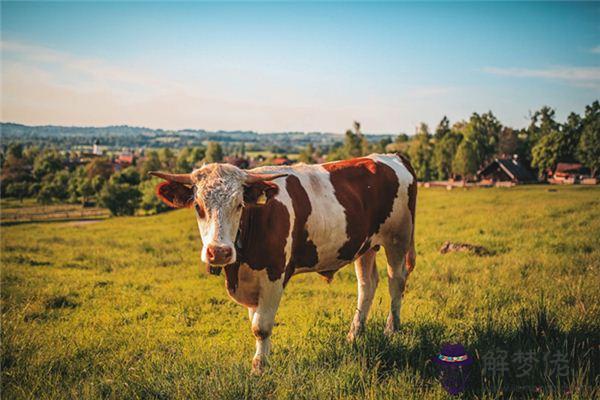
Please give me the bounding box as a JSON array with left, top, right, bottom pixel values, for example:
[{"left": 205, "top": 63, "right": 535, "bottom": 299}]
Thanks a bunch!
[{"left": 150, "top": 153, "right": 417, "bottom": 374}]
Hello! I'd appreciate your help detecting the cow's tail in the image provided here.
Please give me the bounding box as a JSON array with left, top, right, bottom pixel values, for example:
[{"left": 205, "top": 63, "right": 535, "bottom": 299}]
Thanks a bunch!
[{"left": 406, "top": 226, "right": 416, "bottom": 273}]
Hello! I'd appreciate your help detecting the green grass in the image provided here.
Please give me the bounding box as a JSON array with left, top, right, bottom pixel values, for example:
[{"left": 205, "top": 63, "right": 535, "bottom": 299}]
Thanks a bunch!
[{"left": 1, "top": 186, "right": 599, "bottom": 399}]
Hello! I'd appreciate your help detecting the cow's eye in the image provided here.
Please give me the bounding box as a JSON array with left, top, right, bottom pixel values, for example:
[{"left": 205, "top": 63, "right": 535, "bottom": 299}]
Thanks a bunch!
[{"left": 195, "top": 203, "right": 205, "bottom": 218}]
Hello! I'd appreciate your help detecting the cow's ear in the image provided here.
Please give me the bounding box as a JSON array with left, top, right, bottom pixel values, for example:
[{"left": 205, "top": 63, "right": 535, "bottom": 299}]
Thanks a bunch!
[
  {"left": 243, "top": 181, "right": 279, "bottom": 205},
  {"left": 156, "top": 181, "right": 194, "bottom": 208}
]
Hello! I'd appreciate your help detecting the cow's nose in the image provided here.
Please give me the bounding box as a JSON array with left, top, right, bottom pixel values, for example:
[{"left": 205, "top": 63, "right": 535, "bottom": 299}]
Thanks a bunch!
[{"left": 206, "top": 245, "right": 233, "bottom": 265}]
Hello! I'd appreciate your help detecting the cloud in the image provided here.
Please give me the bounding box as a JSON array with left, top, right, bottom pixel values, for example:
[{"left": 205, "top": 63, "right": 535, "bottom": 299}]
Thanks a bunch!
[
  {"left": 483, "top": 66, "right": 600, "bottom": 89},
  {"left": 591, "top": 46, "right": 600, "bottom": 54}
]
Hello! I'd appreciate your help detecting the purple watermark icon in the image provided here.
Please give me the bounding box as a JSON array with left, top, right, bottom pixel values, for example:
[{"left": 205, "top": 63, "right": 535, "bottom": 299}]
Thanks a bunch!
[{"left": 433, "top": 343, "right": 473, "bottom": 395}]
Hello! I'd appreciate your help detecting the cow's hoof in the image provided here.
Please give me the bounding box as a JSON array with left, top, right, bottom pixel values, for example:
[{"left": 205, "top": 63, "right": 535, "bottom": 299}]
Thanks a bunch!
[
  {"left": 251, "top": 357, "right": 265, "bottom": 375},
  {"left": 384, "top": 317, "right": 400, "bottom": 337},
  {"left": 347, "top": 331, "right": 357, "bottom": 343},
  {"left": 347, "top": 327, "right": 362, "bottom": 343}
]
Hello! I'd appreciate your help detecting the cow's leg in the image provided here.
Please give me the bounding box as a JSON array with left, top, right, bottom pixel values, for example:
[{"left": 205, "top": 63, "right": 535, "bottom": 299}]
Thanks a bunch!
[
  {"left": 251, "top": 277, "right": 283, "bottom": 374},
  {"left": 347, "top": 248, "right": 379, "bottom": 342},
  {"left": 383, "top": 237, "right": 413, "bottom": 335}
]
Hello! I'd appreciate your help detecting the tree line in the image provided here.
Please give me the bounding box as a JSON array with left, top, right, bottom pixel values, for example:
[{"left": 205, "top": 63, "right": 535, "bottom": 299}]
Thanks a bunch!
[
  {"left": 303, "top": 102, "right": 598, "bottom": 181},
  {"left": 0, "top": 143, "right": 226, "bottom": 216},
  {"left": 1, "top": 101, "right": 598, "bottom": 216}
]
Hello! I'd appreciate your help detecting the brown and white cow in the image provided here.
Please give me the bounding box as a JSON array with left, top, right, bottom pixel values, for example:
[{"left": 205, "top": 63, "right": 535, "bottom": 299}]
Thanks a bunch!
[{"left": 150, "top": 153, "right": 417, "bottom": 373}]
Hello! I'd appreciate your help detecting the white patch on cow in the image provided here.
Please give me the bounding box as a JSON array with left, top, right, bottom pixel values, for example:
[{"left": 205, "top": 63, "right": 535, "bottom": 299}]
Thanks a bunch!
[
  {"left": 298, "top": 165, "right": 349, "bottom": 271},
  {"left": 366, "top": 154, "right": 415, "bottom": 240},
  {"left": 250, "top": 270, "right": 284, "bottom": 373}
]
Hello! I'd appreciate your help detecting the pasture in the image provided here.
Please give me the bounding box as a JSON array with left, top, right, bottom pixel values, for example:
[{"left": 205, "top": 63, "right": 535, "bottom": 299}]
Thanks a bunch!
[{"left": 1, "top": 186, "right": 599, "bottom": 399}]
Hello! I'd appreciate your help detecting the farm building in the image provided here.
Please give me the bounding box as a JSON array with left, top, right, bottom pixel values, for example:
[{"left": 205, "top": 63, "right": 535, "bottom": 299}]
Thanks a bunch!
[
  {"left": 549, "top": 163, "right": 591, "bottom": 184},
  {"left": 477, "top": 157, "right": 536, "bottom": 185}
]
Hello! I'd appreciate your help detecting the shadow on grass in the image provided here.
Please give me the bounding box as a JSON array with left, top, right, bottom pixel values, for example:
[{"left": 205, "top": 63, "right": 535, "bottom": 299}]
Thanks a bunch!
[{"left": 303, "top": 300, "right": 599, "bottom": 398}]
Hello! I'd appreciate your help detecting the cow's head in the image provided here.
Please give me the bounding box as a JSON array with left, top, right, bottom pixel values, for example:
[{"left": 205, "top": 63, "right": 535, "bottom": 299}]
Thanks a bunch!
[{"left": 150, "top": 164, "right": 286, "bottom": 267}]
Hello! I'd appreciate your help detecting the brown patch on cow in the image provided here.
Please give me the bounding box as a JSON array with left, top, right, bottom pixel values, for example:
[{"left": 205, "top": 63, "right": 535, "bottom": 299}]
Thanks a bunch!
[
  {"left": 283, "top": 175, "right": 318, "bottom": 286},
  {"left": 224, "top": 263, "right": 241, "bottom": 292},
  {"left": 317, "top": 270, "right": 336, "bottom": 283},
  {"left": 236, "top": 198, "right": 290, "bottom": 282},
  {"left": 243, "top": 180, "right": 279, "bottom": 205},
  {"left": 224, "top": 262, "right": 260, "bottom": 307},
  {"left": 156, "top": 182, "right": 194, "bottom": 208},
  {"left": 323, "top": 158, "right": 399, "bottom": 260},
  {"left": 252, "top": 325, "right": 270, "bottom": 340}
]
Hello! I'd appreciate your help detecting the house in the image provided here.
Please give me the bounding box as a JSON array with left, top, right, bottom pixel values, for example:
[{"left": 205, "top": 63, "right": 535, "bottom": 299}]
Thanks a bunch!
[
  {"left": 549, "top": 163, "right": 590, "bottom": 184},
  {"left": 114, "top": 151, "right": 136, "bottom": 170},
  {"left": 477, "top": 157, "right": 536, "bottom": 185},
  {"left": 272, "top": 156, "right": 294, "bottom": 166}
]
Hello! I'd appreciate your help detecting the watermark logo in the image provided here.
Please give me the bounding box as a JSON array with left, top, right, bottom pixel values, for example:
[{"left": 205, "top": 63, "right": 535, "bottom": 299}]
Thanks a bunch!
[{"left": 433, "top": 343, "right": 473, "bottom": 395}]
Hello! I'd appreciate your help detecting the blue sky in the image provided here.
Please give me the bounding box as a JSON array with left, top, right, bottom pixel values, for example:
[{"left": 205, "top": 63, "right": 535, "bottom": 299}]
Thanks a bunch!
[{"left": 1, "top": 2, "right": 599, "bottom": 134}]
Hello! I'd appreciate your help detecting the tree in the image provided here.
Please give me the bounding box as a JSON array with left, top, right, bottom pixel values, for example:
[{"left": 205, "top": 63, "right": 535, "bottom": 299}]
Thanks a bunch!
[
  {"left": 408, "top": 123, "right": 434, "bottom": 181},
  {"left": 460, "top": 112, "right": 502, "bottom": 168},
  {"left": 433, "top": 131, "right": 461, "bottom": 180},
  {"left": 452, "top": 139, "right": 479, "bottom": 181},
  {"left": 5, "top": 182, "right": 29, "bottom": 202},
  {"left": 99, "top": 171, "right": 142, "bottom": 216},
  {"left": 375, "top": 136, "right": 392, "bottom": 153},
  {"left": 159, "top": 148, "right": 176, "bottom": 170},
  {"left": 36, "top": 170, "right": 70, "bottom": 204},
  {"left": 85, "top": 157, "right": 114, "bottom": 180},
  {"left": 434, "top": 116, "right": 451, "bottom": 140},
  {"left": 205, "top": 142, "right": 224, "bottom": 163},
  {"left": 530, "top": 111, "right": 582, "bottom": 177},
  {"left": 139, "top": 178, "right": 170, "bottom": 214},
  {"left": 140, "top": 150, "right": 162, "bottom": 177},
  {"left": 298, "top": 143, "right": 316, "bottom": 164},
  {"left": 32, "top": 150, "right": 64, "bottom": 181},
  {"left": 578, "top": 101, "right": 600, "bottom": 177}
]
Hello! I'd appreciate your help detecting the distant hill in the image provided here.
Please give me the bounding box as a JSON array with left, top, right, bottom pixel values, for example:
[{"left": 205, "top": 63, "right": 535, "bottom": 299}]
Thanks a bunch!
[{"left": 0, "top": 122, "right": 395, "bottom": 151}]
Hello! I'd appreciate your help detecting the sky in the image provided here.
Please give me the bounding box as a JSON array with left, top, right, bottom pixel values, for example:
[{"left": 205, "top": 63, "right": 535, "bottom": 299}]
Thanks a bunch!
[{"left": 1, "top": 1, "right": 599, "bottom": 134}]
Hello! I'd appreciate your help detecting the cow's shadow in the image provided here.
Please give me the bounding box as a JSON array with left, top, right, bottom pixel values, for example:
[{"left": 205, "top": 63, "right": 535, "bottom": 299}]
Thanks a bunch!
[{"left": 298, "top": 306, "right": 599, "bottom": 398}]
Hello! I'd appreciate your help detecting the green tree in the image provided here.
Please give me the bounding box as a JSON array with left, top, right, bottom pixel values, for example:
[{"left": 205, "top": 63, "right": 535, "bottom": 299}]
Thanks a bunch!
[
  {"left": 205, "top": 142, "right": 224, "bottom": 163},
  {"left": 578, "top": 101, "right": 600, "bottom": 177},
  {"left": 176, "top": 148, "right": 192, "bottom": 172},
  {"left": 408, "top": 123, "right": 433, "bottom": 181},
  {"left": 32, "top": 150, "right": 64, "bottom": 181},
  {"left": 375, "top": 137, "right": 392, "bottom": 153},
  {"left": 434, "top": 116, "right": 451, "bottom": 140},
  {"left": 36, "top": 170, "right": 70, "bottom": 204},
  {"left": 460, "top": 112, "right": 502, "bottom": 168},
  {"left": 452, "top": 139, "right": 479, "bottom": 181},
  {"left": 5, "top": 182, "right": 30, "bottom": 202},
  {"left": 140, "top": 150, "right": 162, "bottom": 177},
  {"left": 99, "top": 172, "right": 142, "bottom": 216},
  {"left": 298, "top": 143, "right": 316, "bottom": 164},
  {"left": 139, "top": 178, "right": 169, "bottom": 214},
  {"left": 159, "top": 148, "right": 176, "bottom": 170},
  {"left": 433, "top": 131, "right": 461, "bottom": 180}
]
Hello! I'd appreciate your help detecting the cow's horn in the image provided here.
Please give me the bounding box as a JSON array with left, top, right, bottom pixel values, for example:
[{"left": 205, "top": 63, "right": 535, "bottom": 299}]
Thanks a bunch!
[
  {"left": 148, "top": 171, "right": 194, "bottom": 184},
  {"left": 245, "top": 173, "right": 288, "bottom": 184}
]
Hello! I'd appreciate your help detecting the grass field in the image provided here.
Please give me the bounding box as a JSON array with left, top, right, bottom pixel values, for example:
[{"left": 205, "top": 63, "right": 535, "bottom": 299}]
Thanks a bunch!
[{"left": 1, "top": 186, "right": 599, "bottom": 399}]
